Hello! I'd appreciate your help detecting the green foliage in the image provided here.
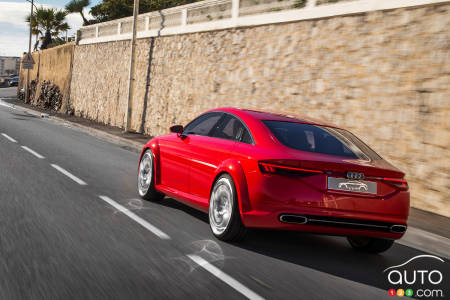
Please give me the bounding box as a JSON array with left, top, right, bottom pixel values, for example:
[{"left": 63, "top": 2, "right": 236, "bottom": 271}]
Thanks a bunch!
[
  {"left": 26, "top": 7, "right": 70, "bottom": 50},
  {"left": 47, "top": 37, "right": 68, "bottom": 49},
  {"left": 90, "top": 0, "right": 202, "bottom": 23},
  {"left": 317, "top": 0, "right": 341, "bottom": 4},
  {"left": 293, "top": 0, "right": 307, "bottom": 8},
  {"left": 66, "top": 0, "right": 91, "bottom": 25}
]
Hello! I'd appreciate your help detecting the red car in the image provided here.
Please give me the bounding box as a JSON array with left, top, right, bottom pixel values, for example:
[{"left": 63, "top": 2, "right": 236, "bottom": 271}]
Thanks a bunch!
[{"left": 137, "top": 108, "right": 409, "bottom": 253}]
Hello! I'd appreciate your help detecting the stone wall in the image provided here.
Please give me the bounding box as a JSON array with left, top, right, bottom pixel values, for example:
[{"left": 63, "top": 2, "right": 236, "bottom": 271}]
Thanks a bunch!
[
  {"left": 70, "top": 3, "right": 450, "bottom": 217},
  {"left": 19, "top": 43, "right": 75, "bottom": 112},
  {"left": 70, "top": 40, "right": 131, "bottom": 126}
]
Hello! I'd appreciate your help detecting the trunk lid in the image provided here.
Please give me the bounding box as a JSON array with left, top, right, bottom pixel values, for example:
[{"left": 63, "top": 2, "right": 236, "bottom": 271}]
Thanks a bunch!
[{"left": 273, "top": 151, "right": 405, "bottom": 179}]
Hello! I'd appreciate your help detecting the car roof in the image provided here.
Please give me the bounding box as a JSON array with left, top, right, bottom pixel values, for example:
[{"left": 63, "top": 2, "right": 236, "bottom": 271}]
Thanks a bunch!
[{"left": 210, "top": 107, "right": 339, "bottom": 128}]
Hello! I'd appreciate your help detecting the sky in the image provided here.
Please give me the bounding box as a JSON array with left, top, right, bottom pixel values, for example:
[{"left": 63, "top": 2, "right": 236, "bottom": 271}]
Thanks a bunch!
[{"left": 0, "top": 0, "right": 102, "bottom": 57}]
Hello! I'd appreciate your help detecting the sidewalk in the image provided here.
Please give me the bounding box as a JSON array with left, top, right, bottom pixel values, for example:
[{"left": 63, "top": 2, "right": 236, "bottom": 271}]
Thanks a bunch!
[
  {"left": 1, "top": 97, "right": 149, "bottom": 152},
  {"left": 1, "top": 96, "right": 449, "bottom": 258}
]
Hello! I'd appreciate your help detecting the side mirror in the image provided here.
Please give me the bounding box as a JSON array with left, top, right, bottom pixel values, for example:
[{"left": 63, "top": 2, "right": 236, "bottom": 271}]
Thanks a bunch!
[{"left": 170, "top": 125, "right": 184, "bottom": 134}]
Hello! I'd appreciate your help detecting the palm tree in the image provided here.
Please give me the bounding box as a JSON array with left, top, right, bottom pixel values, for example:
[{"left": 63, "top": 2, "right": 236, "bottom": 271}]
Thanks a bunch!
[
  {"left": 26, "top": 7, "right": 70, "bottom": 50},
  {"left": 65, "top": 0, "right": 90, "bottom": 26},
  {"left": 26, "top": 13, "right": 41, "bottom": 50}
]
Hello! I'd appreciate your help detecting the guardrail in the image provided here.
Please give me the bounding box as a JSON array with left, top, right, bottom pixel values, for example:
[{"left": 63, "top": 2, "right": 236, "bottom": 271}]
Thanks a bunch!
[{"left": 78, "top": 0, "right": 449, "bottom": 44}]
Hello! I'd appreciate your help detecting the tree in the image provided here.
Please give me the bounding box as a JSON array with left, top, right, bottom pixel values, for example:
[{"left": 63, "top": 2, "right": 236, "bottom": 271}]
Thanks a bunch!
[
  {"left": 66, "top": 0, "right": 91, "bottom": 26},
  {"left": 90, "top": 0, "right": 133, "bottom": 22},
  {"left": 26, "top": 13, "right": 42, "bottom": 50},
  {"left": 90, "top": 0, "right": 201, "bottom": 23},
  {"left": 26, "top": 7, "right": 70, "bottom": 50},
  {"left": 47, "top": 37, "right": 68, "bottom": 48}
]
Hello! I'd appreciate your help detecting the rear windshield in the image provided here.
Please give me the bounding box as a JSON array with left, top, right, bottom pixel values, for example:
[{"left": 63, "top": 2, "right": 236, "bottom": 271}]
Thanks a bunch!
[{"left": 263, "top": 120, "right": 382, "bottom": 160}]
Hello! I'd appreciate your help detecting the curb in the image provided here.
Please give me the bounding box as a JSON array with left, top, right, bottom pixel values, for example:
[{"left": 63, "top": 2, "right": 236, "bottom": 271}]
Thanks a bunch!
[
  {"left": 0, "top": 98, "right": 145, "bottom": 152},
  {"left": 53, "top": 117, "right": 145, "bottom": 152}
]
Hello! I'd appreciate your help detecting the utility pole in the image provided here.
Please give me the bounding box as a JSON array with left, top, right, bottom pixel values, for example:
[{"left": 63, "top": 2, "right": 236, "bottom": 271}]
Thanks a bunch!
[
  {"left": 125, "top": 0, "right": 139, "bottom": 132},
  {"left": 24, "top": 0, "right": 34, "bottom": 103}
]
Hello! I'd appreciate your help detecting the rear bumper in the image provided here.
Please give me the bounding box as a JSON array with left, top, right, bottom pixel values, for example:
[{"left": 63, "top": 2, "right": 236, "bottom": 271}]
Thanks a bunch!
[
  {"left": 241, "top": 172, "right": 409, "bottom": 239},
  {"left": 241, "top": 208, "right": 408, "bottom": 239}
]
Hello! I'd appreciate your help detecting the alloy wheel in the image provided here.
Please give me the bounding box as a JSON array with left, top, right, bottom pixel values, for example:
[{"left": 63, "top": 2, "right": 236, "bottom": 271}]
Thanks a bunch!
[
  {"left": 209, "top": 178, "right": 234, "bottom": 235},
  {"left": 138, "top": 152, "right": 153, "bottom": 196}
]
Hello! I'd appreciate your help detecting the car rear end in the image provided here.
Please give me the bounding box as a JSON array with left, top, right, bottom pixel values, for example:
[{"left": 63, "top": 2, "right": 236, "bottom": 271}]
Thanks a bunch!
[
  {"left": 9, "top": 76, "right": 18, "bottom": 87},
  {"left": 240, "top": 119, "right": 410, "bottom": 240}
]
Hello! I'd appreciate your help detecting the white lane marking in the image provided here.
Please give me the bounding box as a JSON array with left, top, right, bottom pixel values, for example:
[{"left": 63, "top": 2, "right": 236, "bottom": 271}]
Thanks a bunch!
[
  {"left": 51, "top": 164, "right": 87, "bottom": 186},
  {"left": 187, "top": 254, "right": 265, "bottom": 300},
  {"left": 1, "top": 133, "right": 17, "bottom": 143},
  {"left": 98, "top": 195, "right": 170, "bottom": 240},
  {"left": 21, "top": 146, "right": 45, "bottom": 159},
  {"left": 397, "top": 226, "right": 450, "bottom": 260},
  {"left": 0, "top": 99, "right": 14, "bottom": 109}
]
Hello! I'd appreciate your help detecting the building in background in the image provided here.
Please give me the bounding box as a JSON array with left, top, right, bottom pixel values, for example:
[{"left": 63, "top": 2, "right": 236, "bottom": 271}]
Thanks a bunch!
[{"left": 0, "top": 56, "right": 20, "bottom": 76}]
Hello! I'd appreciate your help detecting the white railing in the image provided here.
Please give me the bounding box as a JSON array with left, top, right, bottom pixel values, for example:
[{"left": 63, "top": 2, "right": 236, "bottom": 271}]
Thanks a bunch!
[{"left": 78, "top": 0, "right": 449, "bottom": 44}]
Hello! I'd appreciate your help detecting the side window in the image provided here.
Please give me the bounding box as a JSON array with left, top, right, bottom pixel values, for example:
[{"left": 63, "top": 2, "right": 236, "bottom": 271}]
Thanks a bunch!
[
  {"left": 240, "top": 128, "right": 252, "bottom": 144},
  {"left": 183, "top": 112, "right": 223, "bottom": 136},
  {"left": 210, "top": 115, "right": 253, "bottom": 144}
]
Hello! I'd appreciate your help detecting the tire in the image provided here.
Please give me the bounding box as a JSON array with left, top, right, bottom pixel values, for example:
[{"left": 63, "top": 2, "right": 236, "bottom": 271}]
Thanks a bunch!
[
  {"left": 137, "top": 149, "right": 164, "bottom": 201},
  {"left": 347, "top": 236, "right": 394, "bottom": 253},
  {"left": 209, "top": 174, "right": 247, "bottom": 242}
]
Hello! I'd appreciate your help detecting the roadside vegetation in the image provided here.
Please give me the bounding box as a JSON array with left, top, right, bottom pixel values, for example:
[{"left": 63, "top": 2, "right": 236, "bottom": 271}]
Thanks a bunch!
[
  {"left": 26, "top": 7, "right": 70, "bottom": 50},
  {"left": 89, "top": 0, "right": 202, "bottom": 23},
  {"left": 66, "top": 0, "right": 91, "bottom": 26},
  {"left": 26, "top": 0, "right": 203, "bottom": 50}
]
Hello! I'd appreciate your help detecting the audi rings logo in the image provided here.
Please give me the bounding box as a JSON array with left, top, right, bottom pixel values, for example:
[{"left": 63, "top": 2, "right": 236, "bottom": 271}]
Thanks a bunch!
[{"left": 346, "top": 171, "right": 365, "bottom": 180}]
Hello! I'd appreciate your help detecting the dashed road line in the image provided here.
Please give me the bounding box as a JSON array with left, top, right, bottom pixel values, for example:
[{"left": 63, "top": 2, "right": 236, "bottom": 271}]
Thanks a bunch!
[
  {"left": 98, "top": 195, "right": 170, "bottom": 240},
  {"left": 21, "top": 146, "right": 45, "bottom": 159},
  {"left": 1, "top": 133, "right": 17, "bottom": 143},
  {"left": 187, "top": 254, "right": 265, "bottom": 300},
  {"left": 51, "top": 164, "right": 87, "bottom": 186}
]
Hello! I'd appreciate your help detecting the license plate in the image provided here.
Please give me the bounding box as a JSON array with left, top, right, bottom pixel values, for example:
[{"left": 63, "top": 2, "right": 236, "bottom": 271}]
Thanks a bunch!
[{"left": 327, "top": 177, "right": 377, "bottom": 194}]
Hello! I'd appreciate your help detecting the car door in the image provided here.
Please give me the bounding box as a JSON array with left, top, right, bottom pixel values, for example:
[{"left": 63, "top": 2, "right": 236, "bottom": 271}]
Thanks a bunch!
[
  {"left": 159, "top": 112, "right": 223, "bottom": 193},
  {"left": 188, "top": 114, "right": 247, "bottom": 200},
  {"left": 158, "top": 134, "right": 191, "bottom": 193}
]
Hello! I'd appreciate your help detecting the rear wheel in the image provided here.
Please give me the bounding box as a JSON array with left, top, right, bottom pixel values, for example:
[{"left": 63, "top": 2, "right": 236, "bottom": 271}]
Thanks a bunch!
[
  {"left": 209, "top": 174, "right": 247, "bottom": 242},
  {"left": 347, "top": 236, "right": 394, "bottom": 253},
  {"left": 138, "top": 149, "right": 164, "bottom": 201}
]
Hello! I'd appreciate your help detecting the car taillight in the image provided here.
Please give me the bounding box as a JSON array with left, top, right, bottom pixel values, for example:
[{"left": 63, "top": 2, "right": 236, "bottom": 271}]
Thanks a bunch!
[
  {"left": 383, "top": 178, "right": 408, "bottom": 191},
  {"left": 258, "top": 162, "right": 323, "bottom": 177}
]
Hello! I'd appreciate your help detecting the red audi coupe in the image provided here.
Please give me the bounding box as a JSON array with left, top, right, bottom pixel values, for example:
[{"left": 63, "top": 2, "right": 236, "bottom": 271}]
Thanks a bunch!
[{"left": 137, "top": 108, "right": 409, "bottom": 253}]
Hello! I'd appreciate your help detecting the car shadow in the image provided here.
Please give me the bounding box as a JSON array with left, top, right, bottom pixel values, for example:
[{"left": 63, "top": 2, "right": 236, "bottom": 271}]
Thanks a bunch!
[
  {"left": 160, "top": 197, "right": 209, "bottom": 223},
  {"left": 157, "top": 197, "right": 448, "bottom": 292},
  {"left": 236, "top": 229, "right": 426, "bottom": 291}
]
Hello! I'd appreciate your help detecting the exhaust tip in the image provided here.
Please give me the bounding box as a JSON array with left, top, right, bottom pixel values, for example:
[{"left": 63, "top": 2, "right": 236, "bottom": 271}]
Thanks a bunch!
[
  {"left": 279, "top": 214, "right": 308, "bottom": 224},
  {"left": 390, "top": 225, "right": 407, "bottom": 234}
]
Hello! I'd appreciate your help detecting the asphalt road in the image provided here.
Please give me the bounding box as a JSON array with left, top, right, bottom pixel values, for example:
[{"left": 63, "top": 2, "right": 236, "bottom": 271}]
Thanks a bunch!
[{"left": 0, "top": 87, "right": 448, "bottom": 300}]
